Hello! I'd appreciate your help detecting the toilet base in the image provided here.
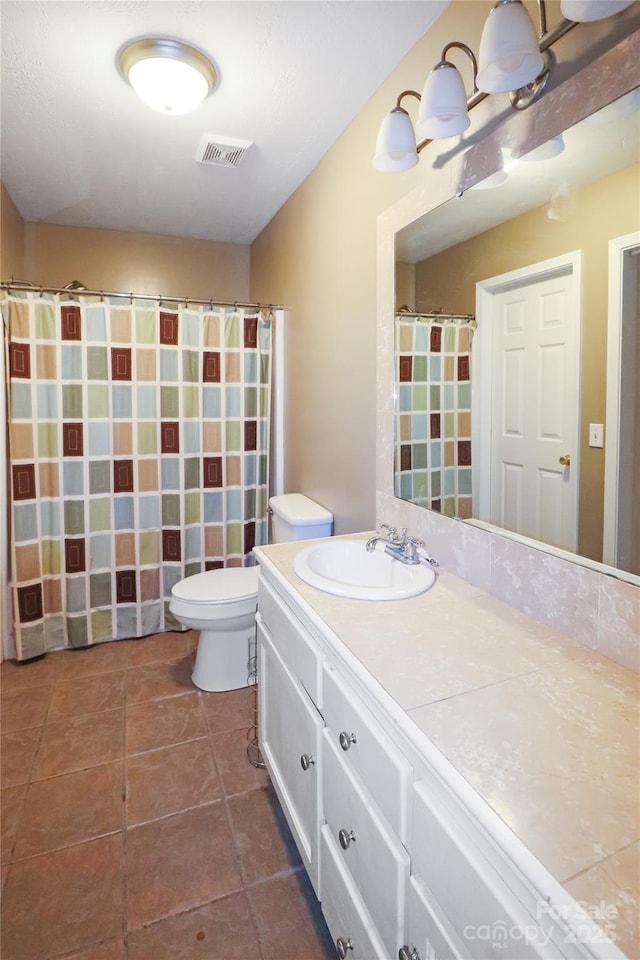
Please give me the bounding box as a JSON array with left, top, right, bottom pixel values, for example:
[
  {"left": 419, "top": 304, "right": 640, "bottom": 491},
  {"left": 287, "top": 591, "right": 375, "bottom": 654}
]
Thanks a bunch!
[{"left": 192, "top": 624, "right": 256, "bottom": 692}]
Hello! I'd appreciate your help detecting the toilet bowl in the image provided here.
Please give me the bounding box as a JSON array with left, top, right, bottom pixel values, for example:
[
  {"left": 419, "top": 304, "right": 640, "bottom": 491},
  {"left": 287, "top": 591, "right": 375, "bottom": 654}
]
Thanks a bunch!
[
  {"left": 170, "top": 493, "right": 333, "bottom": 692},
  {"left": 170, "top": 567, "right": 260, "bottom": 692}
]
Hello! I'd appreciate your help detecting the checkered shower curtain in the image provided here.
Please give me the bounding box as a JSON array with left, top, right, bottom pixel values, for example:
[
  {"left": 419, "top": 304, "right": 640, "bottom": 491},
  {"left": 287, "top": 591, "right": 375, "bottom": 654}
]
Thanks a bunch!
[
  {"left": 395, "top": 314, "right": 475, "bottom": 519},
  {"left": 3, "top": 291, "right": 273, "bottom": 660}
]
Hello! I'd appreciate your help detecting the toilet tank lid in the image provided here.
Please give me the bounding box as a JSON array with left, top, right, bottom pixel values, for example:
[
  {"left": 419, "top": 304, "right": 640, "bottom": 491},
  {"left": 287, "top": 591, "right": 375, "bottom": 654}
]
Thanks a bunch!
[
  {"left": 269, "top": 493, "right": 333, "bottom": 526},
  {"left": 172, "top": 567, "right": 259, "bottom": 603}
]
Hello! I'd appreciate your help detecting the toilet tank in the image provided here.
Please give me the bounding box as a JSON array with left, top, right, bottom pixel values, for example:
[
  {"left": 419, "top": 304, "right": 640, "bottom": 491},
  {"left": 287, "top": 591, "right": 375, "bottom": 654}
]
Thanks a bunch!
[{"left": 269, "top": 494, "right": 333, "bottom": 543}]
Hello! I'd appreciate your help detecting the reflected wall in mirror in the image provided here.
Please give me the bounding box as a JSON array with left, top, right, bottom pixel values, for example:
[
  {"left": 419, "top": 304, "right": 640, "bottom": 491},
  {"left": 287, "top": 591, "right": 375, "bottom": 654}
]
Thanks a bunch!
[{"left": 394, "top": 89, "right": 640, "bottom": 576}]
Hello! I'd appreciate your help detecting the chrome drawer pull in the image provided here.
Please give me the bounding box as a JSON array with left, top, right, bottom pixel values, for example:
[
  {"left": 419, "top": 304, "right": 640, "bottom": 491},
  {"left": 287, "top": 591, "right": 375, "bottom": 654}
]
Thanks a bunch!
[
  {"left": 339, "top": 731, "right": 357, "bottom": 751},
  {"left": 338, "top": 828, "right": 356, "bottom": 850},
  {"left": 336, "top": 937, "right": 354, "bottom": 958},
  {"left": 300, "top": 753, "right": 315, "bottom": 771},
  {"left": 399, "top": 947, "right": 421, "bottom": 960}
]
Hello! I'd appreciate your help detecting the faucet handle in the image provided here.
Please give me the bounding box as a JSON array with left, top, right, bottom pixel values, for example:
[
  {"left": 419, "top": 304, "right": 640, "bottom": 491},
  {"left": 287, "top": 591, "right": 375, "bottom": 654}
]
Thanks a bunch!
[
  {"left": 380, "top": 523, "right": 399, "bottom": 540},
  {"left": 403, "top": 536, "right": 424, "bottom": 561}
]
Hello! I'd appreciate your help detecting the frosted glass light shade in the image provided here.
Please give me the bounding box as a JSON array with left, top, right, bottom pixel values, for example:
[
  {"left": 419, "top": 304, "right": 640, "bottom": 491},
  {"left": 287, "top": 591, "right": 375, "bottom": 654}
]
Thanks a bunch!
[
  {"left": 560, "top": 0, "right": 634, "bottom": 21},
  {"left": 477, "top": 0, "right": 545, "bottom": 94},
  {"left": 416, "top": 63, "right": 470, "bottom": 140},
  {"left": 118, "top": 38, "right": 216, "bottom": 115},
  {"left": 373, "top": 108, "right": 418, "bottom": 172}
]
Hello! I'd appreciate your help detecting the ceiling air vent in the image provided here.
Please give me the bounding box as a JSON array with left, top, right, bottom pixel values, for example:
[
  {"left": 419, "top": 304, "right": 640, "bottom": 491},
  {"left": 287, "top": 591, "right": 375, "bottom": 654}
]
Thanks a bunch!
[{"left": 195, "top": 134, "right": 253, "bottom": 169}]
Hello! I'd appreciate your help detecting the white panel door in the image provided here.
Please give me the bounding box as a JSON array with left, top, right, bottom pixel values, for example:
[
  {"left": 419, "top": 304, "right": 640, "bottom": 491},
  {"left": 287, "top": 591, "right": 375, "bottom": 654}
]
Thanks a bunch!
[{"left": 483, "top": 260, "right": 580, "bottom": 551}]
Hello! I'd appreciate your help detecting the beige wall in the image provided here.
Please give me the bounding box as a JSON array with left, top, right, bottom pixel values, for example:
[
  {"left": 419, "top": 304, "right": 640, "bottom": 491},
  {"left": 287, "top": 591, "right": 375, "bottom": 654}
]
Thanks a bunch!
[
  {"left": 250, "top": 0, "right": 639, "bottom": 535},
  {"left": 23, "top": 223, "right": 250, "bottom": 301},
  {"left": 412, "top": 164, "right": 640, "bottom": 562},
  {"left": 1, "top": 182, "right": 25, "bottom": 279},
  {"left": 250, "top": 1, "right": 496, "bottom": 534}
]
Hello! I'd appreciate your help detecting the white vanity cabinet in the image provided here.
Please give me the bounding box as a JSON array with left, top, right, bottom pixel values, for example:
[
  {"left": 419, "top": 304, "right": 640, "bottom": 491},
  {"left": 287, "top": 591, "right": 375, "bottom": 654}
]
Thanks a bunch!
[{"left": 255, "top": 563, "right": 627, "bottom": 960}]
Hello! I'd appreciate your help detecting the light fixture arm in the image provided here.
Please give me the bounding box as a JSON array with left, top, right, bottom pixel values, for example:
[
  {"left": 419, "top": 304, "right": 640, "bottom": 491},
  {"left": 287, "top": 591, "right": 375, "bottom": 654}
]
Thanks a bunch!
[
  {"left": 440, "top": 41, "right": 478, "bottom": 93},
  {"left": 395, "top": 89, "right": 422, "bottom": 110},
  {"left": 536, "top": 0, "right": 548, "bottom": 37}
]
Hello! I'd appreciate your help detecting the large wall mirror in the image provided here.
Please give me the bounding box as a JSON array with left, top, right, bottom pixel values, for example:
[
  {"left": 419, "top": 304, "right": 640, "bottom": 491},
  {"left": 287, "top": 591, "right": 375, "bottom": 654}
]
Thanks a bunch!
[{"left": 394, "top": 88, "right": 639, "bottom": 578}]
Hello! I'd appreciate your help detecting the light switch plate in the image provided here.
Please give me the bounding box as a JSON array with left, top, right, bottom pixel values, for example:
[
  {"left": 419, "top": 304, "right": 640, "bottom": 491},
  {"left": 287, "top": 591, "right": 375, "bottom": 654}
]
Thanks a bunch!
[{"left": 589, "top": 423, "right": 604, "bottom": 448}]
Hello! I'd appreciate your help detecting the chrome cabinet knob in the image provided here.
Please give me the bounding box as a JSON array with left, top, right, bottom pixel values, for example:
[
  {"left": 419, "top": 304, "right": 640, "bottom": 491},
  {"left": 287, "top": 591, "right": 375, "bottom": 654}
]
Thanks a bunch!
[
  {"left": 338, "top": 828, "right": 356, "bottom": 850},
  {"left": 339, "top": 731, "right": 357, "bottom": 751},
  {"left": 399, "top": 947, "right": 421, "bottom": 960},
  {"left": 300, "top": 753, "right": 315, "bottom": 771},
  {"left": 336, "top": 937, "right": 354, "bottom": 958}
]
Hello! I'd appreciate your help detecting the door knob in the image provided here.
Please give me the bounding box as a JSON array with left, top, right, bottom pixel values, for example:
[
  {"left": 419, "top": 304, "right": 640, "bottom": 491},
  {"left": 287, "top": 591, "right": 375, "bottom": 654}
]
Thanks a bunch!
[
  {"left": 300, "top": 753, "right": 315, "bottom": 771},
  {"left": 559, "top": 453, "right": 571, "bottom": 466}
]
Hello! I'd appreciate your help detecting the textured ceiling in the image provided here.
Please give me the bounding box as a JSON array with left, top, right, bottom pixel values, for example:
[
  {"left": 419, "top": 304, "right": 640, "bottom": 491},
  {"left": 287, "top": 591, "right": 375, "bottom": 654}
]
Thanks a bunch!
[{"left": 0, "top": 0, "right": 448, "bottom": 244}]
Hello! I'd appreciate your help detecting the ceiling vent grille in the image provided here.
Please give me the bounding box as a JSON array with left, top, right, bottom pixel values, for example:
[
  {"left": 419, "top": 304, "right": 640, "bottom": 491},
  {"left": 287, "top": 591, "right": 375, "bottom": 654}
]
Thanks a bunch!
[{"left": 195, "top": 134, "right": 253, "bottom": 169}]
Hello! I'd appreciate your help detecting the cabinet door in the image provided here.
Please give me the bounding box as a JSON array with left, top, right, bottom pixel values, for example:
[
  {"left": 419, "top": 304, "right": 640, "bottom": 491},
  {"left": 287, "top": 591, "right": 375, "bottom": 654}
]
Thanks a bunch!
[
  {"left": 258, "top": 619, "right": 323, "bottom": 894},
  {"left": 320, "top": 825, "right": 389, "bottom": 960},
  {"left": 323, "top": 730, "right": 409, "bottom": 958}
]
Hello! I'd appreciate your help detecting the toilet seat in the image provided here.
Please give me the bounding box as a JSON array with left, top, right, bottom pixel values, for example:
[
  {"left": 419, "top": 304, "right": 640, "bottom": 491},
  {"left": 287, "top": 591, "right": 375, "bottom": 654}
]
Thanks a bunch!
[{"left": 171, "top": 567, "right": 259, "bottom": 605}]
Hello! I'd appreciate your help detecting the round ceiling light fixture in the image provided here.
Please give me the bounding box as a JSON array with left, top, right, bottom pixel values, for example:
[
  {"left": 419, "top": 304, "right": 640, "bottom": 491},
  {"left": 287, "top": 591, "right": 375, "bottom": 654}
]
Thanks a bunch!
[{"left": 117, "top": 38, "right": 217, "bottom": 115}]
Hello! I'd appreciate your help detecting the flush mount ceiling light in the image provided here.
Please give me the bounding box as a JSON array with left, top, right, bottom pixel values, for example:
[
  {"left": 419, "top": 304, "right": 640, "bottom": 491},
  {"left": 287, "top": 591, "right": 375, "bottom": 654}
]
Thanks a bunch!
[
  {"left": 117, "top": 38, "right": 217, "bottom": 115},
  {"left": 373, "top": 0, "right": 636, "bottom": 173}
]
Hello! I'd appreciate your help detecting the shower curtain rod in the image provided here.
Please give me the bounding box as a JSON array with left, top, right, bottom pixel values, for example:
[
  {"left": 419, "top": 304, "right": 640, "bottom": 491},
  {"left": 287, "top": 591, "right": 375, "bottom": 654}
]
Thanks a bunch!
[
  {"left": 397, "top": 308, "right": 475, "bottom": 322},
  {"left": 0, "top": 280, "right": 283, "bottom": 312}
]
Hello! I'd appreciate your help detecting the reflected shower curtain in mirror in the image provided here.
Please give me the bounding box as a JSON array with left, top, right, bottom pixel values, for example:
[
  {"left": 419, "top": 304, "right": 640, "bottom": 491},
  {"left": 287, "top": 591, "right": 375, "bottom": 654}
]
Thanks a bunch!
[
  {"left": 395, "top": 313, "right": 475, "bottom": 518},
  {"left": 2, "top": 290, "right": 273, "bottom": 661}
]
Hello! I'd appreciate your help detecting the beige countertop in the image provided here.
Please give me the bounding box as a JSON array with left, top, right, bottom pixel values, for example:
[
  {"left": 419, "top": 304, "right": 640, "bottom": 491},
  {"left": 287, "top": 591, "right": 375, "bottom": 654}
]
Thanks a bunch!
[{"left": 254, "top": 534, "right": 640, "bottom": 959}]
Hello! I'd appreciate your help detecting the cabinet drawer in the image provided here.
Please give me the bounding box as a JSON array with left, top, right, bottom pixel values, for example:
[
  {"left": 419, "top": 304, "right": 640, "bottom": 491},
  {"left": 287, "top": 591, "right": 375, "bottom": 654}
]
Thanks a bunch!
[
  {"left": 323, "top": 661, "right": 412, "bottom": 841},
  {"left": 257, "top": 580, "right": 323, "bottom": 703},
  {"left": 320, "top": 825, "right": 389, "bottom": 960},
  {"left": 323, "top": 730, "right": 409, "bottom": 959},
  {"left": 411, "top": 780, "right": 555, "bottom": 960}
]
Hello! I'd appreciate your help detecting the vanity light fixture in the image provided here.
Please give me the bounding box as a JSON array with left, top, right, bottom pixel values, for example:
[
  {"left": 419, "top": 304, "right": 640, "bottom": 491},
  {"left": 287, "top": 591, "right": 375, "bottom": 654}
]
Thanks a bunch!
[
  {"left": 117, "top": 38, "right": 217, "bottom": 115},
  {"left": 373, "top": 0, "right": 636, "bottom": 172}
]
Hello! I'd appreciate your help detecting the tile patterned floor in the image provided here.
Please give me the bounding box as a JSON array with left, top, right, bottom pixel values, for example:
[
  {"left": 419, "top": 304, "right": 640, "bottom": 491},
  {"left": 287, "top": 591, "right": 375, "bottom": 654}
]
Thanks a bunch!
[{"left": 1, "top": 632, "right": 335, "bottom": 960}]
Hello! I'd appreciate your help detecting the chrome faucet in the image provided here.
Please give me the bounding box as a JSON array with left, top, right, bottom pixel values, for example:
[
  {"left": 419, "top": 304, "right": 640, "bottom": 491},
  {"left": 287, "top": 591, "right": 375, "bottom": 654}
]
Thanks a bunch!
[
  {"left": 365, "top": 523, "right": 405, "bottom": 552},
  {"left": 365, "top": 525, "right": 437, "bottom": 567}
]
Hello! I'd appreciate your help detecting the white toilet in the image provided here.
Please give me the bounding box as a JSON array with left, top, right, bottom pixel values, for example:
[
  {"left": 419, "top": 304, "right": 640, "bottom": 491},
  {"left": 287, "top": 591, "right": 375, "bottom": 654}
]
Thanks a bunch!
[{"left": 170, "top": 494, "right": 333, "bottom": 692}]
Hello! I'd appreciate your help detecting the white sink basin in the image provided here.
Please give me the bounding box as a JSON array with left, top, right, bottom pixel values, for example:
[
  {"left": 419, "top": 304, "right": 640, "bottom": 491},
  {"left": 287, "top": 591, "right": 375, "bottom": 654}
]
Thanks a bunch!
[{"left": 293, "top": 540, "right": 436, "bottom": 601}]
